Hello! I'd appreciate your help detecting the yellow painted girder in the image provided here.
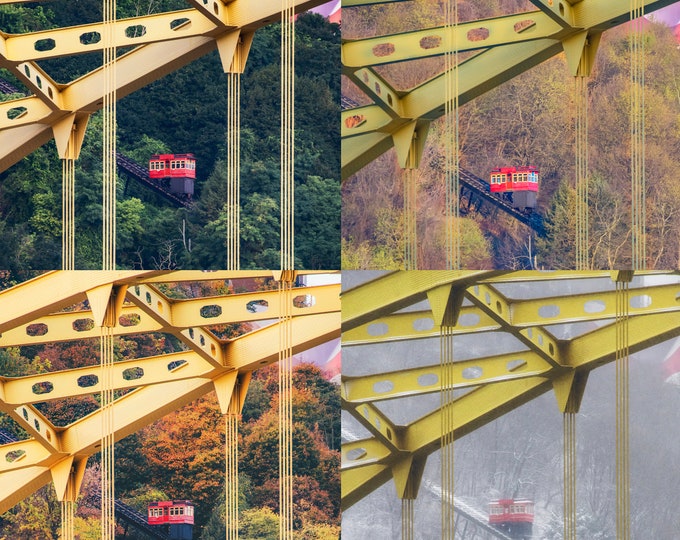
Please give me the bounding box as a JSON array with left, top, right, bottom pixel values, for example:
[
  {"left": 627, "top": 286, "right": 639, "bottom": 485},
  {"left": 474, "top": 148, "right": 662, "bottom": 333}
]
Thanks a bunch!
[
  {"left": 341, "top": 271, "right": 501, "bottom": 331},
  {"left": 0, "top": 467, "right": 54, "bottom": 517},
  {"left": 341, "top": 0, "right": 679, "bottom": 178},
  {"left": 12, "top": 61, "right": 62, "bottom": 111},
  {"left": 342, "top": 350, "right": 551, "bottom": 403},
  {"left": 567, "top": 310, "right": 680, "bottom": 368},
  {"left": 341, "top": 463, "right": 391, "bottom": 510},
  {"left": 510, "top": 281, "right": 680, "bottom": 327},
  {"left": 0, "top": 94, "right": 54, "bottom": 127},
  {"left": 1, "top": 351, "right": 215, "bottom": 406},
  {"left": 0, "top": 439, "right": 52, "bottom": 473},
  {"left": 2, "top": 11, "right": 218, "bottom": 62},
  {"left": 342, "top": 11, "right": 562, "bottom": 68},
  {"left": 344, "top": 67, "right": 404, "bottom": 120},
  {"left": 185, "top": 0, "right": 235, "bottom": 29},
  {"left": 341, "top": 103, "right": 395, "bottom": 138},
  {"left": 58, "top": 378, "right": 215, "bottom": 457},
  {"left": 345, "top": 400, "right": 403, "bottom": 452},
  {"left": 127, "top": 283, "right": 227, "bottom": 368},
  {"left": 342, "top": 307, "right": 498, "bottom": 345},
  {"left": 342, "top": 438, "right": 392, "bottom": 470},
  {"left": 0, "top": 402, "right": 61, "bottom": 454},
  {"left": 0, "top": 0, "right": 327, "bottom": 172},
  {"left": 170, "top": 283, "right": 341, "bottom": 328},
  {"left": 466, "top": 283, "right": 564, "bottom": 367},
  {"left": 0, "top": 271, "right": 162, "bottom": 334},
  {"left": 226, "top": 311, "right": 340, "bottom": 371},
  {"left": 0, "top": 304, "right": 162, "bottom": 347},
  {"left": 528, "top": 0, "right": 576, "bottom": 27}
]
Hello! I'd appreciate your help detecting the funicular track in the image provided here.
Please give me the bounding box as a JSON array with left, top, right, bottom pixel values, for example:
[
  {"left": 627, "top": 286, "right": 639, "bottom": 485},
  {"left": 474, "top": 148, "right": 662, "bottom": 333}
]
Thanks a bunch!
[
  {"left": 89, "top": 492, "right": 173, "bottom": 540},
  {"left": 0, "top": 78, "right": 192, "bottom": 210},
  {"left": 116, "top": 152, "right": 193, "bottom": 209},
  {"left": 420, "top": 480, "right": 515, "bottom": 540},
  {"left": 458, "top": 168, "right": 545, "bottom": 237},
  {"left": 342, "top": 96, "right": 544, "bottom": 236},
  {"left": 0, "top": 78, "right": 19, "bottom": 95},
  {"left": 454, "top": 497, "right": 514, "bottom": 540},
  {"left": 0, "top": 428, "right": 171, "bottom": 540}
]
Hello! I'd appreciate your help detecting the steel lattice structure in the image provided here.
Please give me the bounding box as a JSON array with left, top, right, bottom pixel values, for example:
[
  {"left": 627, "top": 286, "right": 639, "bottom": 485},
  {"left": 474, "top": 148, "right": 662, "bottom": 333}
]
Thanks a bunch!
[
  {"left": 0, "top": 0, "right": 326, "bottom": 172},
  {"left": 0, "top": 270, "right": 340, "bottom": 513},
  {"left": 341, "top": 271, "right": 680, "bottom": 508},
  {"left": 341, "top": 0, "right": 679, "bottom": 179}
]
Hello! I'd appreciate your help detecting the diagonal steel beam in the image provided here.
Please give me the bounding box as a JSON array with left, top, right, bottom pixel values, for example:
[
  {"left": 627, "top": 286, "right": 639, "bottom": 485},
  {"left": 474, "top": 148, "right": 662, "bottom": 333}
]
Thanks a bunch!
[
  {"left": 0, "top": 0, "right": 327, "bottom": 173},
  {"left": 342, "top": 12, "right": 563, "bottom": 68},
  {"left": 126, "top": 283, "right": 227, "bottom": 368},
  {"left": 466, "top": 283, "right": 564, "bottom": 367},
  {"left": 0, "top": 271, "right": 163, "bottom": 335},
  {"left": 342, "top": 306, "right": 500, "bottom": 345},
  {"left": 341, "top": 0, "right": 678, "bottom": 178},
  {"left": 342, "top": 350, "right": 551, "bottom": 402},
  {"left": 342, "top": 376, "right": 551, "bottom": 508},
  {"left": 1, "top": 351, "right": 216, "bottom": 406},
  {"left": 342, "top": 271, "right": 502, "bottom": 331}
]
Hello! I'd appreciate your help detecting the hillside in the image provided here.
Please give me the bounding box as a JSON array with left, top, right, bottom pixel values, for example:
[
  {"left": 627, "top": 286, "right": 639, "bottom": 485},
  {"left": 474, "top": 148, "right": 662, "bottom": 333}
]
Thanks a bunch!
[
  {"left": 341, "top": 2, "right": 680, "bottom": 269},
  {"left": 0, "top": 5, "right": 340, "bottom": 270}
]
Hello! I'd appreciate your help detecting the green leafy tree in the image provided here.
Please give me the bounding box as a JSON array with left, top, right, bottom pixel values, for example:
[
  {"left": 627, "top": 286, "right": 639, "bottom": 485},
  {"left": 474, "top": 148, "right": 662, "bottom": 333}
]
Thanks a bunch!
[
  {"left": 295, "top": 176, "right": 340, "bottom": 268},
  {"left": 239, "top": 507, "right": 278, "bottom": 540},
  {"left": 535, "top": 180, "right": 576, "bottom": 269},
  {"left": 0, "top": 486, "right": 60, "bottom": 539}
]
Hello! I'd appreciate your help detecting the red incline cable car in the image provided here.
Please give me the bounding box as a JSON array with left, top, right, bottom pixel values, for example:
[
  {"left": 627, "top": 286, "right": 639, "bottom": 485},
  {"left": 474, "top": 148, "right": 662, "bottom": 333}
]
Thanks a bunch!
[
  {"left": 147, "top": 500, "right": 195, "bottom": 526},
  {"left": 488, "top": 499, "right": 534, "bottom": 539},
  {"left": 148, "top": 153, "right": 196, "bottom": 195},
  {"left": 489, "top": 166, "right": 539, "bottom": 211}
]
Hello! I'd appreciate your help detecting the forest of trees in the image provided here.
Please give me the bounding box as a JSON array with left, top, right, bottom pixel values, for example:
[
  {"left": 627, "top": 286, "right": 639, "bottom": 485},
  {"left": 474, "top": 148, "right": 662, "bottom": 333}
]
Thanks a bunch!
[
  {"left": 0, "top": 277, "right": 340, "bottom": 539},
  {"left": 0, "top": 355, "right": 340, "bottom": 539},
  {"left": 342, "top": 1, "right": 680, "bottom": 269},
  {"left": 342, "top": 336, "right": 680, "bottom": 539},
  {"left": 0, "top": 3, "right": 340, "bottom": 271}
]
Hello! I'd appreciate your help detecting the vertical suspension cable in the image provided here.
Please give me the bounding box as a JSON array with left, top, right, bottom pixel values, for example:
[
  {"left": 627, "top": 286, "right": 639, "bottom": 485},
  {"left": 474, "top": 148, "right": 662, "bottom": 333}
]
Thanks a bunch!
[
  {"left": 403, "top": 164, "right": 417, "bottom": 270},
  {"left": 279, "top": 1, "right": 295, "bottom": 535},
  {"left": 278, "top": 278, "right": 294, "bottom": 539},
  {"left": 226, "top": 65, "right": 241, "bottom": 269},
  {"left": 102, "top": 0, "right": 116, "bottom": 270},
  {"left": 226, "top": 384, "right": 240, "bottom": 540},
  {"left": 574, "top": 72, "right": 589, "bottom": 270},
  {"left": 440, "top": 321, "right": 455, "bottom": 537},
  {"left": 101, "top": 0, "right": 117, "bottom": 527},
  {"left": 401, "top": 498, "right": 414, "bottom": 540},
  {"left": 100, "top": 326, "right": 115, "bottom": 540},
  {"left": 630, "top": 0, "right": 646, "bottom": 269},
  {"left": 444, "top": 0, "right": 460, "bottom": 270},
  {"left": 61, "top": 134, "right": 75, "bottom": 270},
  {"left": 615, "top": 278, "right": 630, "bottom": 540},
  {"left": 563, "top": 410, "right": 576, "bottom": 540},
  {"left": 61, "top": 500, "right": 75, "bottom": 540},
  {"left": 280, "top": 1, "right": 295, "bottom": 272}
]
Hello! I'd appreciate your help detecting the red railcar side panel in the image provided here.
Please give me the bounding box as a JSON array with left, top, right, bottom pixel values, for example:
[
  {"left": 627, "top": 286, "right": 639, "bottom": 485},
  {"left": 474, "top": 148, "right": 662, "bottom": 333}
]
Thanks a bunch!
[
  {"left": 489, "top": 166, "right": 539, "bottom": 194},
  {"left": 488, "top": 499, "right": 534, "bottom": 525},
  {"left": 149, "top": 153, "right": 196, "bottom": 180},
  {"left": 148, "top": 500, "right": 195, "bottom": 526}
]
